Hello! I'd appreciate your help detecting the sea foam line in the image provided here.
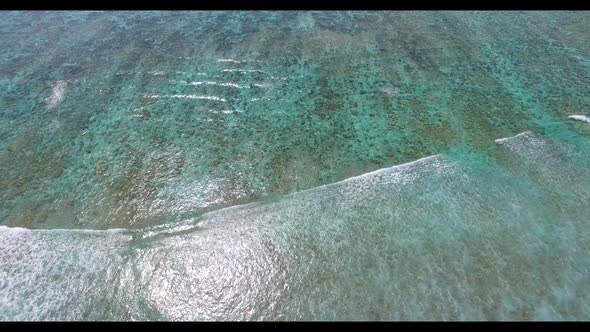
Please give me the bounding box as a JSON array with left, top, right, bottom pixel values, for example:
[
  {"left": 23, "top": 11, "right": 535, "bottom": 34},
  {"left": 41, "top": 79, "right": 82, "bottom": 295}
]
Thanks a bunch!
[
  {"left": 217, "top": 58, "right": 262, "bottom": 64},
  {"left": 189, "top": 81, "right": 246, "bottom": 89},
  {"left": 222, "top": 69, "right": 265, "bottom": 73},
  {"left": 208, "top": 109, "right": 243, "bottom": 114},
  {"left": 494, "top": 131, "right": 533, "bottom": 144},
  {"left": 143, "top": 94, "right": 227, "bottom": 102},
  {"left": 195, "top": 154, "right": 444, "bottom": 221},
  {"left": 0, "top": 225, "right": 127, "bottom": 234},
  {"left": 291, "top": 154, "right": 443, "bottom": 197},
  {"left": 217, "top": 58, "right": 243, "bottom": 64}
]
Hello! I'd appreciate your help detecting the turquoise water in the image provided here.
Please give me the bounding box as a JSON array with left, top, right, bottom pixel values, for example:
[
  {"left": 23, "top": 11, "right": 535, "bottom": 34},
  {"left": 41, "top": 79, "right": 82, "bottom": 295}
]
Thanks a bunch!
[{"left": 1, "top": 11, "right": 590, "bottom": 320}]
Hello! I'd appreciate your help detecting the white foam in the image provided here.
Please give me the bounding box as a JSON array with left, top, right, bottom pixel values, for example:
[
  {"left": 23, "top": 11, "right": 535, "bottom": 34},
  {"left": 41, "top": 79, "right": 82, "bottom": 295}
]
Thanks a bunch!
[
  {"left": 0, "top": 225, "right": 130, "bottom": 320},
  {"left": 208, "top": 109, "right": 243, "bottom": 114},
  {"left": 0, "top": 225, "right": 127, "bottom": 233},
  {"left": 0, "top": 225, "right": 28, "bottom": 233},
  {"left": 190, "top": 81, "right": 246, "bottom": 89},
  {"left": 143, "top": 94, "right": 226, "bottom": 102},
  {"left": 45, "top": 80, "right": 66, "bottom": 109},
  {"left": 380, "top": 86, "right": 400, "bottom": 97},
  {"left": 115, "top": 71, "right": 166, "bottom": 76},
  {"left": 222, "top": 69, "right": 265, "bottom": 73},
  {"left": 252, "top": 82, "right": 272, "bottom": 88},
  {"left": 217, "top": 58, "right": 262, "bottom": 64},
  {"left": 569, "top": 115, "right": 590, "bottom": 124},
  {"left": 217, "top": 58, "right": 242, "bottom": 64}
]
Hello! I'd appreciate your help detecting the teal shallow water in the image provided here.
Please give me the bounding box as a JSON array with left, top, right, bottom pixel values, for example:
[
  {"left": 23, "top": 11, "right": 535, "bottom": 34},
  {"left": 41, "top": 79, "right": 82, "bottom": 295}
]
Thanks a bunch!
[{"left": 1, "top": 11, "right": 590, "bottom": 320}]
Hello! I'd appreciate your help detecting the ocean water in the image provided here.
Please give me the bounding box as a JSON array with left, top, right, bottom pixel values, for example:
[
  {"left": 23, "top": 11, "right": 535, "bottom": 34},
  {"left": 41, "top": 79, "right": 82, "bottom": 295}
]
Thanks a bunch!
[{"left": 1, "top": 11, "right": 590, "bottom": 320}]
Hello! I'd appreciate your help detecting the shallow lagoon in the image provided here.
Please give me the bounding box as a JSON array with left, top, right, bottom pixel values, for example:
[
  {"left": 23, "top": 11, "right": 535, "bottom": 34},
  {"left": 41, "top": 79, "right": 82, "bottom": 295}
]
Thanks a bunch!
[{"left": 1, "top": 11, "right": 590, "bottom": 320}]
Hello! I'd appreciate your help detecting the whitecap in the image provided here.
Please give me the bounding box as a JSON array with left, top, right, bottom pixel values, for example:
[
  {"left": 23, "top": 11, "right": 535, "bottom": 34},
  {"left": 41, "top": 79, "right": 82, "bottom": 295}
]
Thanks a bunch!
[{"left": 568, "top": 115, "right": 590, "bottom": 124}]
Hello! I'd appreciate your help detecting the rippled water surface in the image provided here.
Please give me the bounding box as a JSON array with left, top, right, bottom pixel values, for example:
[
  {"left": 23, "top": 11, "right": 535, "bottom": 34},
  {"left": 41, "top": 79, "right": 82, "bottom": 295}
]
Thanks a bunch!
[{"left": 1, "top": 11, "right": 590, "bottom": 320}]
